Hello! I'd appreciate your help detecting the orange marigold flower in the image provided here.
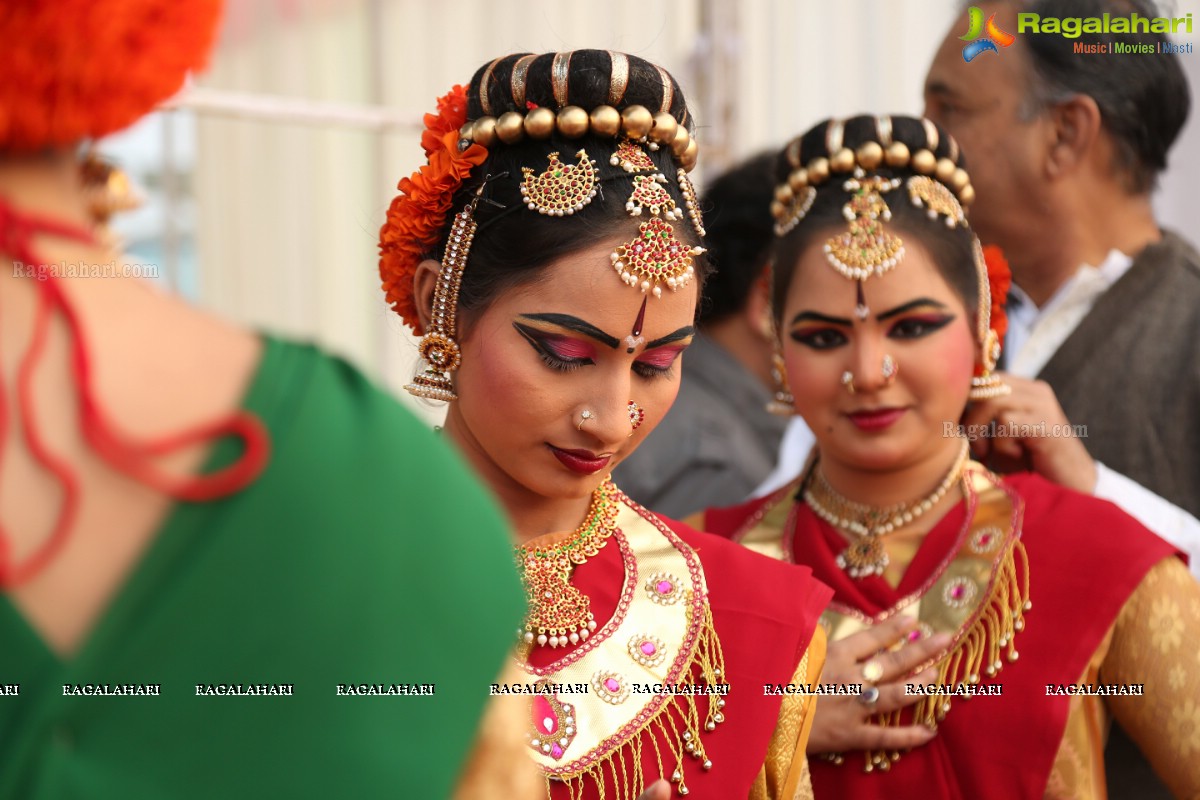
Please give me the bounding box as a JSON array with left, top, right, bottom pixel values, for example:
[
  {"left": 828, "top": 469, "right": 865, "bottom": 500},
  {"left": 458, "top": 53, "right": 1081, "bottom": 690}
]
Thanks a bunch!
[{"left": 379, "top": 86, "right": 487, "bottom": 334}]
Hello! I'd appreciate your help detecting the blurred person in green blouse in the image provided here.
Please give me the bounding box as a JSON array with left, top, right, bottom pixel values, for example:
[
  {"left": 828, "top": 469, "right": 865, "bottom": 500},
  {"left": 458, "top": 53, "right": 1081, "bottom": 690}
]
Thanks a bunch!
[{"left": 0, "top": 2, "right": 527, "bottom": 797}]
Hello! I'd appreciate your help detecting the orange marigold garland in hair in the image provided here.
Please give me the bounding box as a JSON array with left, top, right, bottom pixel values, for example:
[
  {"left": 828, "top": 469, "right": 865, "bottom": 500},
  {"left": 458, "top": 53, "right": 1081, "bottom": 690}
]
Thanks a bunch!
[{"left": 378, "top": 85, "right": 488, "bottom": 336}]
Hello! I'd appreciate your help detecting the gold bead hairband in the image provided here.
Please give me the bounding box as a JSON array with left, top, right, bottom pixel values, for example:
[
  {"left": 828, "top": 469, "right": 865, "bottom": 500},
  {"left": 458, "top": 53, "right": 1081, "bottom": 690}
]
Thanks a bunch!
[
  {"left": 457, "top": 103, "right": 699, "bottom": 172},
  {"left": 771, "top": 116, "right": 975, "bottom": 237}
]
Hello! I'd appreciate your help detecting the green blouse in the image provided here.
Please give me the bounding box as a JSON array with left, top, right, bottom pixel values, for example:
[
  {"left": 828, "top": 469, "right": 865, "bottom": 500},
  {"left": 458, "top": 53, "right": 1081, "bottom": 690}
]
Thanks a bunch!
[{"left": 0, "top": 336, "right": 523, "bottom": 799}]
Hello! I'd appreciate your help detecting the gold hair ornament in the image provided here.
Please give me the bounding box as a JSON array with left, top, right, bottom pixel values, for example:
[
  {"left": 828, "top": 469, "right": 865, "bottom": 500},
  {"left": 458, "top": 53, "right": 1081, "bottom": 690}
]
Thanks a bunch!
[
  {"left": 520, "top": 150, "right": 599, "bottom": 216},
  {"left": 824, "top": 170, "right": 905, "bottom": 281}
]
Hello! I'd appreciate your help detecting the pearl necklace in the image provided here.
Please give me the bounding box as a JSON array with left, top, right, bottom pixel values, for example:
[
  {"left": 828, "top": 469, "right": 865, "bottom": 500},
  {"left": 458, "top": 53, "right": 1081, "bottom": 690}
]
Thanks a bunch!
[{"left": 804, "top": 441, "right": 969, "bottom": 578}]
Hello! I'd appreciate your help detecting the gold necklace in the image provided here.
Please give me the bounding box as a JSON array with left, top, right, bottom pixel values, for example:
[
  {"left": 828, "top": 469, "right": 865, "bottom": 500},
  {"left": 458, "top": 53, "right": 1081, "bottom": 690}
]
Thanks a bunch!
[
  {"left": 515, "top": 480, "right": 619, "bottom": 648},
  {"left": 804, "top": 441, "right": 969, "bottom": 579}
]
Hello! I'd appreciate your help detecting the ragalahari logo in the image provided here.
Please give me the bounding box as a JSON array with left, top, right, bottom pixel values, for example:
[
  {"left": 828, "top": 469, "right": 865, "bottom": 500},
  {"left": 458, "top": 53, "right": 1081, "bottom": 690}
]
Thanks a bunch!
[{"left": 960, "top": 6, "right": 1016, "bottom": 61}]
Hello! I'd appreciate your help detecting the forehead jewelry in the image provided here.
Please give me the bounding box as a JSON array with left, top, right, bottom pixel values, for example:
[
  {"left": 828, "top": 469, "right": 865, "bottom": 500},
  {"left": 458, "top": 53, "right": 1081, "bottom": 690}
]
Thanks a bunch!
[
  {"left": 577, "top": 409, "right": 595, "bottom": 430},
  {"left": 825, "top": 169, "right": 905, "bottom": 282},
  {"left": 626, "top": 173, "right": 683, "bottom": 220},
  {"left": 612, "top": 217, "right": 702, "bottom": 297},
  {"left": 625, "top": 297, "right": 648, "bottom": 353}
]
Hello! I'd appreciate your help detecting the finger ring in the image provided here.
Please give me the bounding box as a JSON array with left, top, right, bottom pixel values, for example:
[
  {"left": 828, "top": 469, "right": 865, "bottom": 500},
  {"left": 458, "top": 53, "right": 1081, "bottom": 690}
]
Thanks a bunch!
[
  {"left": 858, "top": 685, "right": 880, "bottom": 706},
  {"left": 861, "top": 658, "right": 884, "bottom": 683}
]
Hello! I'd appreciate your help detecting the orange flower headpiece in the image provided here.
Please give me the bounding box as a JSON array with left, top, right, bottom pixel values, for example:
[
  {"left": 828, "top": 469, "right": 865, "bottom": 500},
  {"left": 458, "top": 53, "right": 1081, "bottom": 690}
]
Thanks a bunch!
[
  {"left": 0, "top": 0, "right": 223, "bottom": 150},
  {"left": 378, "top": 85, "right": 488, "bottom": 335}
]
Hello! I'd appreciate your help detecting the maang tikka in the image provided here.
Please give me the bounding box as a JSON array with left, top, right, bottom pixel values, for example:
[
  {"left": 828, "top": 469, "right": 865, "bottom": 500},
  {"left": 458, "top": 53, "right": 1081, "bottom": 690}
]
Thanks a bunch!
[{"left": 610, "top": 138, "right": 704, "bottom": 297}]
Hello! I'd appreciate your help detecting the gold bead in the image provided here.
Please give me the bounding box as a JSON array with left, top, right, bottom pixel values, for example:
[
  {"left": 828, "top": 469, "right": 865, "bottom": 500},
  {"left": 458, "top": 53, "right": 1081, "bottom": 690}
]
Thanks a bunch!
[
  {"left": 788, "top": 169, "right": 809, "bottom": 191},
  {"left": 557, "top": 106, "right": 589, "bottom": 139},
  {"left": 458, "top": 121, "right": 474, "bottom": 140},
  {"left": 830, "top": 147, "right": 855, "bottom": 172},
  {"left": 935, "top": 157, "right": 957, "bottom": 183},
  {"left": 621, "top": 105, "right": 653, "bottom": 138},
  {"left": 774, "top": 184, "right": 794, "bottom": 204},
  {"left": 589, "top": 105, "right": 621, "bottom": 137},
  {"left": 807, "top": 157, "right": 831, "bottom": 184},
  {"left": 649, "top": 111, "right": 679, "bottom": 144},
  {"left": 495, "top": 111, "right": 526, "bottom": 144},
  {"left": 670, "top": 126, "right": 691, "bottom": 157},
  {"left": 911, "top": 149, "right": 937, "bottom": 174},
  {"left": 770, "top": 199, "right": 786, "bottom": 219},
  {"left": 524, "top": 107, "right": 556, "bottom": 139},
  {"left": 885, "top": 141, "right": 910, "bottom": 168},
  {"left": 951, "top": 167, "right": 970, "bottom": 192},
  {"left": 472, "top": 116, "right": 497, "bottom": 148},
  {"left": 856, "top": 141, "right": 884, "bottom": 170},
  {"left": 681, "top": 137, "right": 699, "bottom": 170},
  {"left": 786, "top": 139, "right": 802, "bottom": 168},
  {"left": 960, "top": 183, "right": 976, "bottom": 205}
]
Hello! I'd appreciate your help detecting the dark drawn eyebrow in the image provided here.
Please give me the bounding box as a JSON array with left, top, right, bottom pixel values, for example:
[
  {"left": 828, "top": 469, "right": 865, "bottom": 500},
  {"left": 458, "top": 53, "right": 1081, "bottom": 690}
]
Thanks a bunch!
[
  {"left": 643, "top": 326, "right": 695, "bottom": 351},
  {"left": 790, "top": 311, "right": 850, "bottom": 327},
  {"left": 791, "top": 299, "right": 950, "bottom": 327},
  {"left": 516, "top": 313, "right": 620, "bottom": 350},
  {"left": 875, "top": 298, "right": 950, "bottom": 322}
]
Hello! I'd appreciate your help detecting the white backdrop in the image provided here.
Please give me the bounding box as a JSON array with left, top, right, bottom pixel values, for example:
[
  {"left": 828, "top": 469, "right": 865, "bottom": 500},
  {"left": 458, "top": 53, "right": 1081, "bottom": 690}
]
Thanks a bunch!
[{"left": 165, "top": 0, "right": 1197, "bottom": 421}]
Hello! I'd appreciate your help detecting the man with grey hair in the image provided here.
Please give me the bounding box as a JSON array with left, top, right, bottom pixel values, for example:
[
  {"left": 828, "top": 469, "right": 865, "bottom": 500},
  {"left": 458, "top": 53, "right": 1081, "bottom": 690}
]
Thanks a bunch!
[{"left": 925, "top": 0, "right": 1199, "bottom": 795}]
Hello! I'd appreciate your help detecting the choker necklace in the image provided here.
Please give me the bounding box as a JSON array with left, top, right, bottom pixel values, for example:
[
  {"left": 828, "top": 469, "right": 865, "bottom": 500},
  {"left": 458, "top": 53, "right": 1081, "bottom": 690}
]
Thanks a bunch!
[
  {"left": 516, "top": 480, "right": 620, "bottom": 648},
  {"left": 804, "top": 441, "right": 970, "bottom": 579}
]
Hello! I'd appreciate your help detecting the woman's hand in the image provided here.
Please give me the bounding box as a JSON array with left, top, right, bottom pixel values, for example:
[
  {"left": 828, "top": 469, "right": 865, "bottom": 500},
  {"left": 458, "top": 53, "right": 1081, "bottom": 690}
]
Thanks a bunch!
[
  {"left": 961, "top": 373, "right": 1097, "bottom": 492},
  {"left": 635, "top": 779, "right": 671, "bottom": 800},
  {"left": 808, "top": 615, "right": 950, "bottom": 755}
]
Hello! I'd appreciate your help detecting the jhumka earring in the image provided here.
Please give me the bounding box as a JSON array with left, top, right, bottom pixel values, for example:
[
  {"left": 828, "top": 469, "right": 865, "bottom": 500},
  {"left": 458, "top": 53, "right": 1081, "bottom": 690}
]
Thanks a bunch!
[
  {"left": 767, "top": 349, "right": 795, "bottom": 415},
  {"left": 405, "top": 188, "right": 485, "bottom": 401},
  {"left": 968, "top": 239, "right": 1012, "bottom": 400}
]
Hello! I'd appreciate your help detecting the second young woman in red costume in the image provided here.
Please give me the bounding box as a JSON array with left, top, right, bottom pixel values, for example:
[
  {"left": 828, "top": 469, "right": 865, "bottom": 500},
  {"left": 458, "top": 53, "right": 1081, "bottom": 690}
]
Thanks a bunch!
[
  {"left": 379, "top": 50, "right": 833, "bottom": 799},
  {"left": 703, "top": 115, "right": 1200, "bottom": 799}
]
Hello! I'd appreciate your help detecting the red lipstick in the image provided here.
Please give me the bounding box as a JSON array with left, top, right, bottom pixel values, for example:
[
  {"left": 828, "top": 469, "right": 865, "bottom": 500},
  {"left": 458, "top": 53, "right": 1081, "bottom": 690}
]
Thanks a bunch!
[
  {"left": 847, "top": 407, "right": 906, "bottom": 431},
  {"left": 549, "top": 445, "right": 612, "bottom": 475}
]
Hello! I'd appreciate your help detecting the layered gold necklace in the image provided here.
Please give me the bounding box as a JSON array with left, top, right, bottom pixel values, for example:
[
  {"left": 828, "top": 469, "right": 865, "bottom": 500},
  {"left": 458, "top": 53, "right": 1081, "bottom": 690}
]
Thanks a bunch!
[
  {"left": 804, "top": 441, "right": 970, "bottom": 578},
  {"left": 515, "top": 480, "right": 620, "bottom": 648}
]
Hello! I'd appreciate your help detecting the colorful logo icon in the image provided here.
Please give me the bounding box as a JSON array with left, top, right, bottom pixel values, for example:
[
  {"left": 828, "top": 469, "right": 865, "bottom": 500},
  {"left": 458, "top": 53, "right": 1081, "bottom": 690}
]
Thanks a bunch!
[{"left": 960, "top": 6, "right": 1016, "bottom": 61}]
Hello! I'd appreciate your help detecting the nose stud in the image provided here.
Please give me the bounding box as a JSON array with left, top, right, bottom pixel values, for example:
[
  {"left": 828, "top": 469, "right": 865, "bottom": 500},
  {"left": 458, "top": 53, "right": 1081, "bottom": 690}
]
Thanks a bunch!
[{"left": 577, "top": 410, "right": 595, "bottom": 430}]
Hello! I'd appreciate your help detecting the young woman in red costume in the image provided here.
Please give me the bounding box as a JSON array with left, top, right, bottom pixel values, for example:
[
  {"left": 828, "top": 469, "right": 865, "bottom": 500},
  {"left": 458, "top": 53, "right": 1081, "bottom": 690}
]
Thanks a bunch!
[
  {"left": 379, "top": 50, "right": 833, "bottom": 799},
  {"left": 703, "top": 115, "right": 1200, "bottom": 799}
]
